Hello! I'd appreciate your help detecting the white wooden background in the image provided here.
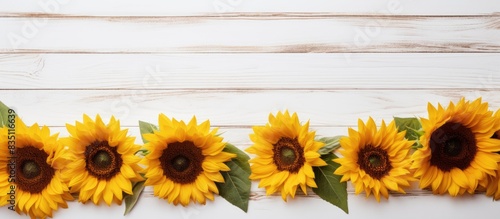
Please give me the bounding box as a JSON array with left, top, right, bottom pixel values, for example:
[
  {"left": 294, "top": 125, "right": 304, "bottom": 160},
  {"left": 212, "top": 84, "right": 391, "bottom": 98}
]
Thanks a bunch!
[{"left": 1, "top": 0, "right": 500, "bottom": 218}]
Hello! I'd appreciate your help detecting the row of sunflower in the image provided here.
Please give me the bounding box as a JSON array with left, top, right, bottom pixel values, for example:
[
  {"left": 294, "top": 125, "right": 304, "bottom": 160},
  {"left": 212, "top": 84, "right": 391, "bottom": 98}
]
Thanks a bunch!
[{"left": 0, "top": 97, "right": 500, "bottom": 219}]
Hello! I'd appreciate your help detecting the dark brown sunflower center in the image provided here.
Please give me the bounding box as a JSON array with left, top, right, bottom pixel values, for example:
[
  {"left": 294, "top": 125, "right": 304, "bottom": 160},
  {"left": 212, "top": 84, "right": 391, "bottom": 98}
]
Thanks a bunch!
[
  {"left": 85, "top": 141, "right": 122, "bottom": 180},
  {"left": 92, "top": 151, "right": 112, "bottom": 168},
  {"left": 273, "top": 137, "right": 305, "bottom": 173},
  {"left": 171, "top": 155, "right": 190, "bottom": 172},
  {"left": 22, "top": 160, "right": 40, "bottom": 179},
  {"left": 369, "top": 155, "right": 382, "bottom": 167},
  {"left": 429, "top": 122, "right": 476, "bottom": 171},
  {"left": 444, "top": 138, "right": 462, "bottom": 156},
  {"left": 160, "top": 141, "right": 204, "bottom": 184},
  {"left": 16, "top": 146, "right": 55, "bottom": 194},
  {"left": 357, "top": 145, "right": 392, "bottom": 179}
]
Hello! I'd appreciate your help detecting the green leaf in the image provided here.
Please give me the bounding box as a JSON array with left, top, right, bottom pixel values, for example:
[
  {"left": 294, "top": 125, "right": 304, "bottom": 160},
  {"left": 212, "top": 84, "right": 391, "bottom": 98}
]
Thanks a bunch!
[
  {"left": 0, "top": 101, "right": 15, "bottom": 127},
  {"left": 394, "top": 117, "right": 422, "bottom": 140},
  {"left": 135, "top": 149, "right": 150, "bottom": 156},
  {"left": 312, "top": 153, "right": 348, "bottom": 214},
  {"left": 317, "top": 136, "right": 344, "bottom": 155},
  {"left": 123, "top": 181, "right": 145, "bottom": 215},
  {"left": 222, "top": 143, "right": 250, "bottom": 172},
  {"left": 216, "top": 143, "right": 251, "bottom": 212},
  {"left": 394, "top": 117, "right": 423, "bottom": 148},
  {"left": 138, "top": 120, "right": 158, "bottom": 143}
]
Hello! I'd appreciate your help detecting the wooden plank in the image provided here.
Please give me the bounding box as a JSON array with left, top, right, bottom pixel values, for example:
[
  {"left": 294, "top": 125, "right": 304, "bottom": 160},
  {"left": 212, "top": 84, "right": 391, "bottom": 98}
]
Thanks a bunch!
[
  {"left": 2, "top": 90, "right": 497, "bottom": 127},
  {"left": 45, "top": 126, "right": 347, "bottom": 150},
  {"left": 1, "top": 53, "right": 499, "bottom": 89},
  {"left": 1, "top": 0, "right": 500, "bottom": 16},
  {"left": 0, "top": 166, "right": 496, "bottom": 218},
  {"left": 0, "top": 188, "right": 496, "bottom": 219},
  {"left": 1, "top": 16, "right": 500, "bottom": 53}
]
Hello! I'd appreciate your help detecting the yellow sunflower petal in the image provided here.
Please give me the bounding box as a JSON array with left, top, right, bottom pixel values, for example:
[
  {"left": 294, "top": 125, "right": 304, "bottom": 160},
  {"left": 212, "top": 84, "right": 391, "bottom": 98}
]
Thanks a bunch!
[
  {"left": 246, "top": 111, "right": 325, "bottom": 200},
  {"left": 61, "top": 115, "right": 143, "bottom": 206},
  {"left": 0, "top": 118, "right": 72, "bottom": 219},
  {"left": 412, "top": 98, "right": 500, "bottom": 196},
  {"left": 334, "top": 118, "right": 413, "bottom": 201},
  {"left": 142, "top": 114, "right": 234, "bottom": 206}
]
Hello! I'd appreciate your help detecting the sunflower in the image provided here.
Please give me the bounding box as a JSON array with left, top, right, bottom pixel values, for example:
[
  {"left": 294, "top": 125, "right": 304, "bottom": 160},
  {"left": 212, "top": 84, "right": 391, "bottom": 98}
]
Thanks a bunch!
[
  {"left": 246, "top": 111, "right": 327, "bottom": 201},
  {"left": 142, "top": 114, "right": 236, "bottom": 206},
  {"left": 494, "top": 109, "right": 500, "bottom": 139},
  {"left": 483, "top": 109, "right": 500, "bottom": 199},
  {"left": 411, "top": 98, "right": 500, "bottom": 196},
  {"left": 61, "top": 114, "right": 143, "bottom": 206},
  {"left": 0, "top": 118, "right": 72, "bottom": 219},
  {"left": 333, "top": 117, "right": 414, "bottom": 201}
]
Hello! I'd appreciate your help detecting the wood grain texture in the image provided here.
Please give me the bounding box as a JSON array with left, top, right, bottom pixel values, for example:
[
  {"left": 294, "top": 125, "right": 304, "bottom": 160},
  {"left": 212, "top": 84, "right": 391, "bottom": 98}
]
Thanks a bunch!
[
  {"left": 0, "top": 189, "right": 496, "bottom": 219},
  {"left": 0, "top": 53, "right": 499, "bottom": 89},
  {"left": 1, "top": 0, "right": 500, "bottom": 16},
  {"left": 1, "top": 89, "right": 497, "bottom": 127},
  {"left": 40, "top": 126, "right": 348, "bottom": 150},
  {"left": 1, "top": 16, "right": 500, "bottom": 53}
]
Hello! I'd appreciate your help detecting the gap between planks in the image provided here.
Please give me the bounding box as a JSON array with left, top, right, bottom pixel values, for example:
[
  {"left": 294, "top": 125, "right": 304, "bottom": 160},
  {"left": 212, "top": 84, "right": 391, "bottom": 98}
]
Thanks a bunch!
[{"left": 1, "top": 12, "right": 500, "bottom": 19}]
